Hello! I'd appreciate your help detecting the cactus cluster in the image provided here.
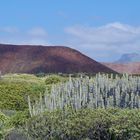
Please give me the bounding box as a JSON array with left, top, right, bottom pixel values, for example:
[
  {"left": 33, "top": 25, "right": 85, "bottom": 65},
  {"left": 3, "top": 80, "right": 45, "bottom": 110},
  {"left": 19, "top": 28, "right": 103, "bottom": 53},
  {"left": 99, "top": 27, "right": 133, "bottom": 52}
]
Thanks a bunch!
[{"left": 28, "top": 74, "right": 140, "bottom": 117}]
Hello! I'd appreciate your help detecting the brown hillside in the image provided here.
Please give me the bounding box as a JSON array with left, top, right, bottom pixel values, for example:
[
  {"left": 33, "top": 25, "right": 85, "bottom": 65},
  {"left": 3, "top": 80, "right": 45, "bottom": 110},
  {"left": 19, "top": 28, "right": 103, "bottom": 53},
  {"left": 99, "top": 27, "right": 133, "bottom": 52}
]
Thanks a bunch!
[
  {"left": 103, "top": 62, "right": 140, "bottom": 74},
  {"left": 0, "top": 44, "right": 116, "bottom": 74}
]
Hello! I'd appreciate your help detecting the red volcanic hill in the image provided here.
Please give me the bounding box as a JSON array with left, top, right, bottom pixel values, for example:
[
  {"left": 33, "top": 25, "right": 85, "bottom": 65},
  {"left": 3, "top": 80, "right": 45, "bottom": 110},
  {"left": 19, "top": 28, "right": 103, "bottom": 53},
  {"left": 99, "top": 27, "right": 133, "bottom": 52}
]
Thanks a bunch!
[
  {"left": 0, "top": 44, "right": 116, "bottom": 74},
  {"left": 103, "top": 62, "right": 140, "bottom": 74}
]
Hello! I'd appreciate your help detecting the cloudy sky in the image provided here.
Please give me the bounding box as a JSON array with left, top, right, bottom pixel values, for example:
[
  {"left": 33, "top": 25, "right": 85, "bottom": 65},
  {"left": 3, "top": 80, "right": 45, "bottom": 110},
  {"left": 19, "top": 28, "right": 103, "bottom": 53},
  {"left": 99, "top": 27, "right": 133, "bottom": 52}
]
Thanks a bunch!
[{"left": 0, "top": 0, "right": 140, "bottom": 62}]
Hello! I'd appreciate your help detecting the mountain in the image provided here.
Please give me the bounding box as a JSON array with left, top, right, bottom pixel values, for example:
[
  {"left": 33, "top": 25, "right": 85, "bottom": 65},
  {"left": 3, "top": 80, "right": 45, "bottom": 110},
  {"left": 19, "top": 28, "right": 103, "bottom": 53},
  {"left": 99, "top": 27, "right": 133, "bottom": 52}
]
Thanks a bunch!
[
  {"left": 103, "top": 62, "right": 140, "bottom": 74},
  {"left": 0, "top": 44, "right": 116, "bottom": 74},
  {"left": 115, "top": 53, "right": 140, "bottom": 63}
]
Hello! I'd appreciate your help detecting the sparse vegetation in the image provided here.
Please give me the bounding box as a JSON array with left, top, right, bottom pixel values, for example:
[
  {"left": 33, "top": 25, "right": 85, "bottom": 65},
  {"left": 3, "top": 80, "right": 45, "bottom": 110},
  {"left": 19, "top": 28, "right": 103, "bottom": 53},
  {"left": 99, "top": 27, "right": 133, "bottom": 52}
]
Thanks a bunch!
[
  {"left": 28, "top": 73, "right": 140, "bottom": 116},
  {"left": 0, "top": 73, "right": 140, "bottom": 140}
]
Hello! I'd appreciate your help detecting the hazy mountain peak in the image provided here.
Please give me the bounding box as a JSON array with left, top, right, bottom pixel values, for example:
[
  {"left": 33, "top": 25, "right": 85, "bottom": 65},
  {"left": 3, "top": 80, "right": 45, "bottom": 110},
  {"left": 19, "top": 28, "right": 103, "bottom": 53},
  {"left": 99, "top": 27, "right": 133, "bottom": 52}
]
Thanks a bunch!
[{"left": 115, "top": 53, "right": 140, "bottom": 63}]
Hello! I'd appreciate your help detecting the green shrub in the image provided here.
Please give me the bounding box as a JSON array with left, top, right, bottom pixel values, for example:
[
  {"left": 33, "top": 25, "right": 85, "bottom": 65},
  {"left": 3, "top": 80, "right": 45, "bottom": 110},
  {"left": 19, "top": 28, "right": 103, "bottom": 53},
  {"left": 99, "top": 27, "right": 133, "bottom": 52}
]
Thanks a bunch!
[
  {"left": 0, "top": 112, "right": 9, "bottom": 139},
  {"left": 9, "top": 110, "right": 30, "bottom": 128},
  {"left": 0, "top": 110, "right": 29, "bottom": 140},
  {"left": 45, "top": 75, "right": 61, "bottom": 85},
  {"left": 19, "top": 108, "right": 140, "bottom": 140},
  {"left": 0, "top": 82, "right": 46, "bottom": 110}
]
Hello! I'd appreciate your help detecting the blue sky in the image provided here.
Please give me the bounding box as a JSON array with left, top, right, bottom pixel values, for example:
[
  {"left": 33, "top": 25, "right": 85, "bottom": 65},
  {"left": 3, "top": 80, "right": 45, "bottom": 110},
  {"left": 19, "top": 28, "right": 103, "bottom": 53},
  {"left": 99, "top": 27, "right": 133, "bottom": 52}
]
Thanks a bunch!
[{"left": 0, "top": 0, "right": 140, "bottom": 62}]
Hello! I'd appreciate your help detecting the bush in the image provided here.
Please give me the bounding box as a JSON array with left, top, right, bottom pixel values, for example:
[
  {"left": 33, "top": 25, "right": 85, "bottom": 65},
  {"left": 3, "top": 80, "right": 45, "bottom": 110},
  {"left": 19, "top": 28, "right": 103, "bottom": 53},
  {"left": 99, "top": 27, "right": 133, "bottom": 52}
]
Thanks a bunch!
[
  {"left": 19, "top": 108, "right": 140, "bottom": 140},
  {"left": 0, "top": 112, "right": 9, "bottom": 139},
  {"left": 0, "top": 111, "right": 29, "bottom": 140},
  {"left": 45, "top": 75, "right": 61, "bottom": 85},
  {"left": 0, "top": 82, "right": 46, "bottom": 110},
  {"left": 9, "top": 110, "right": 30, "bottom": 127}
]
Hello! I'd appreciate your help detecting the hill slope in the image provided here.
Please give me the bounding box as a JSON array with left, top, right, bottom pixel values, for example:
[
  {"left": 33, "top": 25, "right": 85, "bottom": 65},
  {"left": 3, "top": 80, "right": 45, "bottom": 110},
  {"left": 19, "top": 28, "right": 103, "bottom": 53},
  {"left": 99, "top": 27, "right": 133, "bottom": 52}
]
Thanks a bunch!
[
  {"left": 0, "top": 44, "right": 116, "bottom": 74},
  {"left": 103, "top": 62, "right": 140, "bottom": 74}
]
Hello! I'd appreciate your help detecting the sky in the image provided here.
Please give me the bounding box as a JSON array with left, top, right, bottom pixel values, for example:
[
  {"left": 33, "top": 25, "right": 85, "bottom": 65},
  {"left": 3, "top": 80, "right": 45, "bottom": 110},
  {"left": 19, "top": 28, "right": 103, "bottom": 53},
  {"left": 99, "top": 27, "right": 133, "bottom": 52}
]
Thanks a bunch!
[{"left": 0, "top": 0, "right": 140, "bottom": 62}]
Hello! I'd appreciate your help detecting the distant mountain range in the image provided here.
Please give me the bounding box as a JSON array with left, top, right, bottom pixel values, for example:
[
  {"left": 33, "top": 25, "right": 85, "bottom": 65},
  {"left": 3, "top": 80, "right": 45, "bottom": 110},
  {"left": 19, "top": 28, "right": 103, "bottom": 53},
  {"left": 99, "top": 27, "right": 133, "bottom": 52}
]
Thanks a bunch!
[
  {"left": 0, "top": 44, "right": 116, "bottom": 74},
  {"left": 102, "top": 53, "right": 140, "bottom": 74},
  {"left": 115, "top": 53, "right": 140, "bottom": 63}
]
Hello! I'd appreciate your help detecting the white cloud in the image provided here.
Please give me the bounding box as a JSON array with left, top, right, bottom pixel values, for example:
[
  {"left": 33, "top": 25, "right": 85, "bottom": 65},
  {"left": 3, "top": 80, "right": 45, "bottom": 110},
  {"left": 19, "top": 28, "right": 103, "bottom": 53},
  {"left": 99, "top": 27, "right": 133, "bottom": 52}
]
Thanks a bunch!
[
  {"left": 0, "top": 23, "right": 140, "bottom": 62},
  {"left": 0, "top": 26, "right": 49, "bottom": 45},
  {"left": 65, "top": 22, "right": 140, "bottom": 62}
]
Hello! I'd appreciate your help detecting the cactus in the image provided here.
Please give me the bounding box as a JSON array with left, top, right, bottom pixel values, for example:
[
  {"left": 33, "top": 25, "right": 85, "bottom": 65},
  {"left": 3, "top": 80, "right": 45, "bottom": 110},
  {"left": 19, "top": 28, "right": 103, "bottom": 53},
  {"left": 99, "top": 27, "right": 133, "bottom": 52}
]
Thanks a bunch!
[{"left": 28, "top": 73, "right": 140, "bottom": 116}]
